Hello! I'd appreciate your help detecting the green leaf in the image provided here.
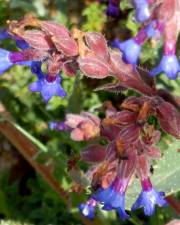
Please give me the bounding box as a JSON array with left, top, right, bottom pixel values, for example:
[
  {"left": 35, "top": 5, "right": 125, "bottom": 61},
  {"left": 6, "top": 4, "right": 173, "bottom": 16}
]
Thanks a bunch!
[
  {"left": 14, "top": 122, "right": 48, "bottom": 152},
  {"left": 125, "top": 139, "right": 180, "bottom": 209}
]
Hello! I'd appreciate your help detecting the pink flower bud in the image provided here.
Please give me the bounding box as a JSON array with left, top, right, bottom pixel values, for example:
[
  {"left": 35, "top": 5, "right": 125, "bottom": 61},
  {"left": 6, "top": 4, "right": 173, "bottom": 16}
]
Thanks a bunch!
[
  {"left": 70, "top": 128, "right": 84, "bottom": 141},
  {"left": 65, "top": 112, "right": 100, "bottom": 141}
]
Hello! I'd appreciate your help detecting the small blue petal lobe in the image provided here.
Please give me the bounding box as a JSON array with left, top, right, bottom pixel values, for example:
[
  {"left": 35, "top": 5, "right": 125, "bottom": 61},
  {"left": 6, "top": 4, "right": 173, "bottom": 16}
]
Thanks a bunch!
[
  {"left": 118, "top": 39, "right": 141, "bottom": 65},
  {"left": 131, "top": 188, "right": 168, "bottom": 216},
  {"left": 0, "top": 29, "right": 11, "bottom": 40},
  {"left": 150, "top": 55, "right": 180, "bottom": 79},
  {"left": 16, "top": 39, "right": 29, "bottom": 49},
  {"left": 92, "top": 186, "right": 129, "bottom": 220},
  {"left": 133, "top": 0, "right": 150, "bottom": 23},
  {"left": 79, "top": 200, "right": 96, "bottom": 220},
  {"left": 0, "top": 48, "right": 13, "bottom": 75}
]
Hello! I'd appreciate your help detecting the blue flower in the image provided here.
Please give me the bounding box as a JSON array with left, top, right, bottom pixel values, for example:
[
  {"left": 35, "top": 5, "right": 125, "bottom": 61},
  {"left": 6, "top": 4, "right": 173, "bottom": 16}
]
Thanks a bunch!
[
  {"left": 133, "top": 0, "right": 150, "bottom": 23},
  {"left": 0, "top": 48, "right": 13, "bottom": 75},
  {"left": 16, "top": 39, "right": 29, "bottom": 49},
  {"left": 112, "top": 39, "right": 141, "bottom": 65},
  {"left": 0, "top": 48, "right": 34, "bottom": 75},
  {"left": 49, "top": 121, "right": 66, "bottom": 131},
  {"left": 0, "top": 29, "right": 29, "bottom": 49},
  {"left": 0, "top": 29, "right": 11, "bottom": 40},
  {"left": 92, "top": 186, "right": 129, "bottom": 220},
  {"left": 29, "top": 74, "right": 66, "bottom": 103},
  {"left": 106, "top": 4, "right": 120, "bottom": 17},
  {"left": 131, "top": 188, "right": 167, "bottom": 216},
  {"left": 15, "top": 61, "right": 32, "bottom": 67},
  {"left": 79, "top": 199, "right": 97, "bottom": 220},
  {"left": 150, "top": 55, "right": 180, "bottom": 79},
  {"left": 30, "top": 61, "right": 44, "bottom": 78},
  {"left": 145, "top": 21, "right": 159, "bottom": 38}
]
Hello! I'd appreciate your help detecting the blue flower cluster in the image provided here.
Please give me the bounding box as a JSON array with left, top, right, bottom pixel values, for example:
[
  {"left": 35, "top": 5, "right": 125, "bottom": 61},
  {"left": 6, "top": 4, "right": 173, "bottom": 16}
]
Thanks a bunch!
[
  {"left": 111, "top": 17, "right": 180, "bottom": 79},
  {"left": 79, "top": 177, "right": 167, "bottom": 220},
  {"left": 0, "top": 29, "right": 66, "bottom": 103}
]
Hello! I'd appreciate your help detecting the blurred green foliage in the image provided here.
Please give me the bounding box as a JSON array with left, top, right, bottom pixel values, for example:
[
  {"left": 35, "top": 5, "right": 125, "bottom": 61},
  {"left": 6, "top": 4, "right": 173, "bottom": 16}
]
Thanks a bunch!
[
  {"left": 0, "top": 0, "right": 179, "bottom": 225},
  {"left": 82, "top": 2, "right": 106, "bottom": 32}
]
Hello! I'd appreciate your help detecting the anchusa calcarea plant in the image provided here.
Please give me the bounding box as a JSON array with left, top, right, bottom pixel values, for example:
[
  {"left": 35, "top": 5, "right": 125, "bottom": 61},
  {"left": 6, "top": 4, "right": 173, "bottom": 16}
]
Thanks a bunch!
[{"left": 0, "top": 0, "right": 180, "bottom": 221}]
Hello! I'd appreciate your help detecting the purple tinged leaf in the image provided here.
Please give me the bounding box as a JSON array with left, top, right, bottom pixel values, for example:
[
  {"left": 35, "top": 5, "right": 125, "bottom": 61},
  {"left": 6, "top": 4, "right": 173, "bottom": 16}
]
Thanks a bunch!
[
  {"left": 63, "top": 61, "right": 78, "bottom": 77},
  {"left": 40, "top": 21, "right": 70, "bottom": 37},
  {"left": 78, "top": 56, "right": 109, "bottom": 79},
  {"left": 22, "top": 30, "right": 54, "bottom": 50},
  {"left": 94, "top": 82, "right": 127, "bottom": 93},
  {"left": 145, "top": 146, "right": 161, "bottom": 159},
  {"left": 52, "top": 36, "right": 79, "bottom": 56},
  {"left": 85, "top": 32, "right": 109, "bottom": 61},
  {"left": 81, "top": 144, "right": 106, "bottom": 163},
  {"left": 157, "top": 100, "right": 180, "bottom": 138},
  {"left": 157, "top": 89, "right": 180, "bottom": 110},
  {"left": 117, "top": 124, "right": 140, "bottom": 145},
  {"left": 111, "top": 110, "right": 138, "bottom": 125},
  {"left": 109, "top": 50, "right": 129, "bottom": 79},
  {"left": 109, "top": 51, "right": 155, "bottom": 95},
  {"left": 101, "top": 124, "right": 121, "bottom": 141}
]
